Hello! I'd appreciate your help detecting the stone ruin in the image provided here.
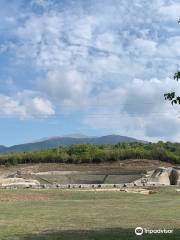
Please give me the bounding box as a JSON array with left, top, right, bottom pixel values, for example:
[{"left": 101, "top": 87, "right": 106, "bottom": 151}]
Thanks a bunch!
[
  {"left": 134, "top": 167, "right": 180, "bottom": 186},
  {"left": 0, "top": 177, "right": 40, "bottom": 189},
  {"left": 0, "top": 166, "right": 179, "bottom": 189}
]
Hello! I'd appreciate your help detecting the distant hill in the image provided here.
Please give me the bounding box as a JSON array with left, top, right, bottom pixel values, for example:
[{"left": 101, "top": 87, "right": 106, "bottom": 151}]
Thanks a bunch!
[
  {"left": 0, "top": 145, "right": 7, "bottom": 152},
  {"left": 62, "top": 133, "right": 92, "bottom": 138},
  {"left": 0, "top": 134, "right": 145, "bottom": 154}
]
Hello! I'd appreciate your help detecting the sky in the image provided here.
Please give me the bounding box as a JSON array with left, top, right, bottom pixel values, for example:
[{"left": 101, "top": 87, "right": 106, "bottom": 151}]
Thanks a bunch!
[{"left": 0, "top": 0, "right": 180, "bottom": 146}]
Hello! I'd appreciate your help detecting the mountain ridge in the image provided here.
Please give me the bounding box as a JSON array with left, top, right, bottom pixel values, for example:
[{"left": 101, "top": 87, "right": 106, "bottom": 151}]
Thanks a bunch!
[{"left": 0, "top": 134, "right": 146, "bottom": 154}]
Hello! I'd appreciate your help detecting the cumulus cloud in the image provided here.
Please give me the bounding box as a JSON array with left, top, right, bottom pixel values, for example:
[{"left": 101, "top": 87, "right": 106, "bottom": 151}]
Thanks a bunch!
[
  {"left": 42, "top": 69, "right": 92, "bottom": 108},
  {"left": 0, "top": 0, "right": 180, "bottom": 140},
  {"left": 15, "top": 0, "right": 180, "bottom": 84},
  {"left": 84, "top": 77, "right": 180, "bottom": 141},
  {"left": 0, "top": 91, "right": 55, "bottom": 119},
  {"left": 129, "top": 38, "right": 157, "bottom": 57},
  {"left": 158, "top": 3, "right": 180, "bottom": 21}
]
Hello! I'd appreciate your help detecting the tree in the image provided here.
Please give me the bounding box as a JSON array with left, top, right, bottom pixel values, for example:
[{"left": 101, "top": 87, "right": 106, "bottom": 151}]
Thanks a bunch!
[
  {"left": 164, "top": 71, "right": 180, "bottom": 105},
  {"left": 164, "top": 21, "right": 180, "bottom": 105}
]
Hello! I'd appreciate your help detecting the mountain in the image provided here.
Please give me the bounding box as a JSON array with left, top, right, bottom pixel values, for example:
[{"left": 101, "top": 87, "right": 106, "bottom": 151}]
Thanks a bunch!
[
  {"left": 0, "top": 145, "right": 7, "bottom": 152},
  {"left": 62, "top": 133, "right": 92, "bottom": 138},
  {"left": 0, "top": 134, "right": 145, "bottom": 154}
]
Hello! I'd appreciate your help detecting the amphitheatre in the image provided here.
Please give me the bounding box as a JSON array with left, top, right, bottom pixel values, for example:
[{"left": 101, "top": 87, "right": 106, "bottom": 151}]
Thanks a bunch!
[
  {"left": 0, "top": 142, "right": 180, "bottom": 239},
  {"left": 0, "top": 159, "right": 179, "bottom": 192},
  {"left": 0, "top": 157, "right": 180, "bottom": 239}
]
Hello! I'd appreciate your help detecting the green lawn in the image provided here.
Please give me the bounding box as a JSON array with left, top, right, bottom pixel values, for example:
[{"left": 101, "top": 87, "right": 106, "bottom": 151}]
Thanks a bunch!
[{"left": 0, "top": 187, "right": 179, "bottom": 240}]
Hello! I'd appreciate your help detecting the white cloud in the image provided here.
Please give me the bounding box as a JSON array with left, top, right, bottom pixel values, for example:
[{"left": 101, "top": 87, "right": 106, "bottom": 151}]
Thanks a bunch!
[
  {"left": 41, "top": 69, "right": 92, "bottom": 108},
  {"left": 15, "top": 0, "right": 180, "bottom": 88},
  {"left": 158, "top": 36, "right": 180, "bottom": 58},
  {"left": 83, "top": 77, "right": 180, "bottom": 141},
  {"left": 1, "top": 0, "right": 180, "bottom": 140},
  {"left": 158, "top": 3, "right": 180, "bottom": 21},
  {"left": 129, "top": 38, "right": 157, "bottom": 56},
  {"left": 23, "top": 97, "right": 55, "bottom": 118},
  {"left": 94, "top": 32, "right": 123, "bottom": 54},
  {"left": 0, "top": 91, "right": 55, "bottom": 119}
]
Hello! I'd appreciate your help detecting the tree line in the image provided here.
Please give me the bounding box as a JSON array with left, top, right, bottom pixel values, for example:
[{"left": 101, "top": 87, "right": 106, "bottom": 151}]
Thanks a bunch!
[{"left": 0, "top": 141, "right": 180, "bottom": 166}]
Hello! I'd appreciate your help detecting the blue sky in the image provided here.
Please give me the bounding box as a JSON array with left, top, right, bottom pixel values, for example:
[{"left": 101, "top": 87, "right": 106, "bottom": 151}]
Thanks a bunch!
[{"left": 0, "top": 0, "right": 180, "bottom": 146}]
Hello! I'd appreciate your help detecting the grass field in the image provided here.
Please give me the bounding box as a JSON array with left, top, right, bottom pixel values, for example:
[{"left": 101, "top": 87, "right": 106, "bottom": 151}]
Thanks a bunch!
[{"left": 0, "top": 187, "right": 179, "bottom": 240}]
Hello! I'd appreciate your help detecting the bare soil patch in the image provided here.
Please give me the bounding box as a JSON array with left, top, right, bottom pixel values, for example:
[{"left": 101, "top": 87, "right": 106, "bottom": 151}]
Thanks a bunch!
[
  {"left": 0, "top": 159, "right": 173, "bottom": 175},
  {"left": 0, "top": 191, "right": 49, "bottom": 202}
]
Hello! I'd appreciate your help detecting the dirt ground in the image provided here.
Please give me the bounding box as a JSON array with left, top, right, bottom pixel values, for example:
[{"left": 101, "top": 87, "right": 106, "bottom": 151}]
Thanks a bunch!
[
  {"left": 0, "top": 159, "right": 173, "bottom": 176},
  {"left": 0, "top": 191, "right": 49, "bottom": 202}
]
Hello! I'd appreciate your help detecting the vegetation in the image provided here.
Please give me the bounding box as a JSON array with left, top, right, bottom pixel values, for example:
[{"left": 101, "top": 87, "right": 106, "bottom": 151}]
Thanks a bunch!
[
  {"left": 164, "top": 20, "right": 180, "bottom": 105},
  {"left": 0, "top": 188, "right": 179, "bottom": 240},
  {"left": 164, "top": 70, "right": 180, "bottom": 105},
  {"left": 0, "top": 141, "right": 180, "bottom": 166}
]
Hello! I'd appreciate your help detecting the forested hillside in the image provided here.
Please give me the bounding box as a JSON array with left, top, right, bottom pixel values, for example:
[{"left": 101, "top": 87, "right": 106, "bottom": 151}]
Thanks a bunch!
[
  {"left": 0, "top": 135, "right": 143, "bottom": 154},
  {"left": 0, "top": 142, "right": 179, "bottom": 166}
]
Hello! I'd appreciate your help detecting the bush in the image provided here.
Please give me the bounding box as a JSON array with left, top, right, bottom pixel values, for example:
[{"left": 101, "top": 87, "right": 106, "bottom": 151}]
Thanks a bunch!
[{"left": 0, "top": 142, "right": 180, "bottom": 165}]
